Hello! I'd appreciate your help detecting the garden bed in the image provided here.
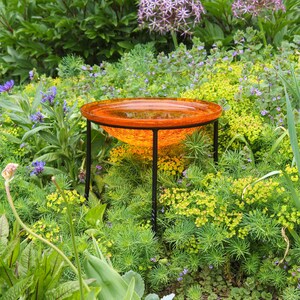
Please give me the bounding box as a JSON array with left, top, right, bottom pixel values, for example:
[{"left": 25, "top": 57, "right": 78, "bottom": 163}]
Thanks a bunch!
[{"left": 1, "top": 32, "right": 300, "bottom": 299}]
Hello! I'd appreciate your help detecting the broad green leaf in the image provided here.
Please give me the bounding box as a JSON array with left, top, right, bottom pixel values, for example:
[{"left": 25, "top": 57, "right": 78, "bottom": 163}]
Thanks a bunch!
[
  {"left": 34, "top": 152, "right": 62, "bottom": 162},
  {"left": 42, "top": 167, "right": 64, "bottom": 176},
  {"left": 0, "top": 100, "right": 23, "bottom": 112},
  {"left": 117, "top": 41, "right": 134, "bottom": 49},
  {"left": 8, "top": 112, "right": 31, "bottom": 125},
  {"left": 45, "top": 280, "right": 95, "bottom": 300},
  {"left": 2, "top": 237, "right": 20, "bottom": 266},
  {"left": 85, "top": 204, "right": 107, "bottom": 226},
  {"left": 123, "top": 271, "right": 144, "bottom": 298},
  {"left": 123, "top": 277, "right": 136, "bottom": 300},
  {"left": 0, "top": 258, "right": 17, "bottom": 287},
  {"left": 47, "top": 251, "right": 65, "bottom": 290},
  {"left": 31, "top": 81, "right": 44, "bottom": 111},
  {"left": 21, "top": 125, "right": 51, "bottom": 142},
  {"left": 144, "top": 294, "right": 160, "bottom": 300},
  {"left": 2, "top": 276, "right": 33, "bottom": 300},
  {"left": 0, "top": 215, "right": 9, "bottom": 245},
  {"left": 18, "top": 242, "right": 37, "bottom": 277},
  {"left": 38, "top": 131, "right": 60, "bottom": 145}
]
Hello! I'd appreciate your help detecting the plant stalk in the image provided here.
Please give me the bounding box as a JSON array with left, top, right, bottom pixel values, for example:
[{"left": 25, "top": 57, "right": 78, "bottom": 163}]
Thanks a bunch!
[
  {"left": 52, "top": 177, "right": 85, "bottom": 300},
  {"left": 4, "top": 181, "right": 90, "bottom": 293},
  {"left": 171, "top": 30, "right": 178, "bottom": 49}
]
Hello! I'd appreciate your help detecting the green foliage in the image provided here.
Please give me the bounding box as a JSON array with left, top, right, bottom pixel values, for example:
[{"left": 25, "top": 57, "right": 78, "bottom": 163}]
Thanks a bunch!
[
  {"left": 0, "top": 214, "right": 82, "bottom": 299},
  {"left": 0, "top": 0, "right": 148, "bottom": 82},
  {"left": 1, "top": 30, "right": 300, "bottom": 299},
  {"left": 57, "top": 55, "right": 85, "bottom": 79}
]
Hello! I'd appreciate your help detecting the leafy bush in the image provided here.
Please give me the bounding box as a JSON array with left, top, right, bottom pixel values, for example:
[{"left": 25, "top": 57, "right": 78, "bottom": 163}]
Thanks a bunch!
[{"left": 0, "top": 0, "right": 150, "bottom": 82}]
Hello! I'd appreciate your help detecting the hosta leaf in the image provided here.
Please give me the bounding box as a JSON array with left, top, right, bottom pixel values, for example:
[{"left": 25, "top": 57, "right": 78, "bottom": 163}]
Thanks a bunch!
[
  {"left": 144, "top": 294, "right": 160, "bottom": 300},
  {"left": 123, "top": 277, "right": 136, "bottom": 300},
  {"left": 122, "top": 270, "right": 145, "bottom": 298}
]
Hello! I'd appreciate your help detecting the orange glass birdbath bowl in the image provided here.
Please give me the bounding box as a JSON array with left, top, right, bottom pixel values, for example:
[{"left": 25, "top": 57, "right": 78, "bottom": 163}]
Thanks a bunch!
[
  {"left": 80, "top": 98, "right": 222, "bottom": 147},
  {"left": 81, "top": 97, "right": 222, "bottom": 233}
]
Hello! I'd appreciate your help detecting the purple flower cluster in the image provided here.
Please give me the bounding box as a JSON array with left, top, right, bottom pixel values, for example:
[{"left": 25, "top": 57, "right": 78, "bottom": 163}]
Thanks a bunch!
[
  {"left": 41, "top": 86, "right": 57, "bottom": 105},
  {"left": 232, "top": 0, "right": 285, "bottom": 17},
  {"left": 0, "top": 80, "right": 14, "bottom": 93},
  {"left": 30, "top": 111, "right": 44, "bottom": 124},
  {"left": 177, "top": 268, "right": 188, "bottom": 281},
  {"left": 30, "top": 161, "right": 46, "bottom": 176},
  {"left": 138, "top": 0, "right": 205, "bottom": 34}
]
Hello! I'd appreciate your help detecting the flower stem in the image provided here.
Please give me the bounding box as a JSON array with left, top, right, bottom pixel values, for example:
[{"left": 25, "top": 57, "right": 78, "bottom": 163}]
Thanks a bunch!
[
  {"left": 4, "top": 181, "right": 90, "bottom": 293},
  {"left": 257, "top": 17, "right": 267, "bottom": 47},
  {"left": 171, "top": 30, "right": 178, "bottom": 49},
  {"left": 52, "top": 177, "right": 85, "bottom": 300}
]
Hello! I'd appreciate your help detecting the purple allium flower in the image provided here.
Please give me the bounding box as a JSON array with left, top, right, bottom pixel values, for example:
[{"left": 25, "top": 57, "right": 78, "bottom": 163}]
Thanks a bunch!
[
  {"left": 138, "top": 0, "right": 205, "bottom": 34},
  {"left": 30, "top": 111, "right": 44, "bottom": 123},
  {"left": 261, "top": 109, "right": 268, "bottom": 116},
  {"left": 0, "top": 80, "right": 14, "bottom": 93},
  {"left": 30, "top": 161, "right": 46, "bottom": 176},
  {"left": 41, "top": 86, "right": 57, "bottom": 106},
  {"left": 232, "top": 0, "right": 285, "bottom": 17}
]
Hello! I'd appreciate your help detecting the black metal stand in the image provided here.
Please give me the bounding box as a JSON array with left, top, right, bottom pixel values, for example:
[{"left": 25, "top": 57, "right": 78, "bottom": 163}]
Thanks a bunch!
[{"left": 84, "top": 119, "right": 219, "bottom": 233}]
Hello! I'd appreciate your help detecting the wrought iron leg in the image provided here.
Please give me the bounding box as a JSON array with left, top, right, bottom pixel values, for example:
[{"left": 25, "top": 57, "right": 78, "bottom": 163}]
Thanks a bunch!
[
  {"left": 213, "top": 120, "right": 219, "bottom": 163},
  {"left": 85, "top": 120, "right": 92, "bottom": 199},
  {"left": 151, "top": 129, "right": 158, "bottom": 233}
]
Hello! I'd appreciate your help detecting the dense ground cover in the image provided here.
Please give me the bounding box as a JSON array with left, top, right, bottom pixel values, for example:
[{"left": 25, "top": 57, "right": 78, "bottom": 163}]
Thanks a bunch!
[{"left": 1, "top": 28, "right": 300, "bottom": 299}]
